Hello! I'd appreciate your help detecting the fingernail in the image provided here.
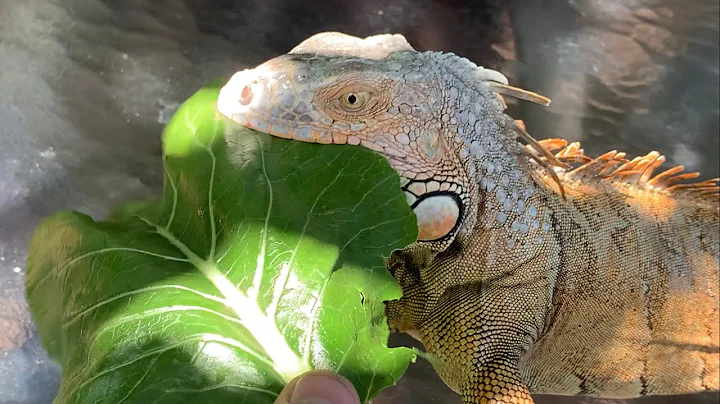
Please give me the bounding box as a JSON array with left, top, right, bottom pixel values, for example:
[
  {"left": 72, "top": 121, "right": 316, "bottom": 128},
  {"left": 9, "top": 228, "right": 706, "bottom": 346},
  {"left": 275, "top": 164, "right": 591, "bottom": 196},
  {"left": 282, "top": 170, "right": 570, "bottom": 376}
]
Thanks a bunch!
[{"left": 289, "top": 371, "right": 360, "bottom": 404}]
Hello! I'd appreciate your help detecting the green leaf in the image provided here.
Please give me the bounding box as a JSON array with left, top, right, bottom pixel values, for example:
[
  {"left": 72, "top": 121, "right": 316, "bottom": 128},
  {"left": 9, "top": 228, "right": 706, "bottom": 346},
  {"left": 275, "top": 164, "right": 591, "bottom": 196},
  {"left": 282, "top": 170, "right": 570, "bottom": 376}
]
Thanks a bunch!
[{"left": 25, "top": 82, "right": 417, "bottom": 403}]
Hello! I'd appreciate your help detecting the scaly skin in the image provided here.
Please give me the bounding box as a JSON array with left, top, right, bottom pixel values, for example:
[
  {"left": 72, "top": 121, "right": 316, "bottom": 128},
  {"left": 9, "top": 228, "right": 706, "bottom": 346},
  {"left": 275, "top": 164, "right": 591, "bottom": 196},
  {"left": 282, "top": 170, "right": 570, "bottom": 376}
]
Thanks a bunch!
[{"left": 217, "top": 32, "right": 720, "bottom": 404}]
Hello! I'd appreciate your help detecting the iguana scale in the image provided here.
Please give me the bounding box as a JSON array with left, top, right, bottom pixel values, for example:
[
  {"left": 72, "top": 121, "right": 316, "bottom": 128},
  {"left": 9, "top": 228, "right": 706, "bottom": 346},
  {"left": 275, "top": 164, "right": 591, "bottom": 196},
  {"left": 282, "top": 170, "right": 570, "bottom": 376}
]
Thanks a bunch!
[{"left": 216, "top": 32, "right": 720, "bottom": 404}]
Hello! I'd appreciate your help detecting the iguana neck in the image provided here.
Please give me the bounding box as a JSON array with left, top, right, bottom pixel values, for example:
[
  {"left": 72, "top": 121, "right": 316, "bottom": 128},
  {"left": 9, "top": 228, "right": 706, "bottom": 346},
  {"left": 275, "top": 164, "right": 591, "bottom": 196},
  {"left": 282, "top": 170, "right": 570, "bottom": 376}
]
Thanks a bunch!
[{"left": 431, "top": 52, "right": 556, "bottom": 251}]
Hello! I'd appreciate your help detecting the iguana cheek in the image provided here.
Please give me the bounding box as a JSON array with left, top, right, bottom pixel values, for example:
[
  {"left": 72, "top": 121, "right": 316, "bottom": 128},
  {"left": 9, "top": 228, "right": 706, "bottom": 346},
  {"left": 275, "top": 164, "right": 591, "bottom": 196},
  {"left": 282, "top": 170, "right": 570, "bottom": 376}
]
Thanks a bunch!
[
  {"left": 411, "top": 194, "right": 461, "bottom": 241},
  {"left": 417, "top": 128, "right": 443, "bottom": 162}
]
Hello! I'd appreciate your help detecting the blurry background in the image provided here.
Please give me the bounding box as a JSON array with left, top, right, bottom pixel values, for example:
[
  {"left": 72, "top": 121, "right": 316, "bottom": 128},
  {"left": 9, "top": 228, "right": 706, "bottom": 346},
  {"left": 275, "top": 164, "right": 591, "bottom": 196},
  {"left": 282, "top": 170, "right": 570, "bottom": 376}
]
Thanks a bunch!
[{"left": 0, "top": 0, "right": 717, "bottom": 403}]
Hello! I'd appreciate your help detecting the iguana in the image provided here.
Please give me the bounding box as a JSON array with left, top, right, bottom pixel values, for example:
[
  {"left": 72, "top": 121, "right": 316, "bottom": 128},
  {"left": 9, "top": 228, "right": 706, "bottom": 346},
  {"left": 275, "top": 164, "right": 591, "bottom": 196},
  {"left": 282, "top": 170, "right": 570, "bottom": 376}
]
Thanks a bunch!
[{"left": 216, "top": 32, "right": 720, "bottom": 404}]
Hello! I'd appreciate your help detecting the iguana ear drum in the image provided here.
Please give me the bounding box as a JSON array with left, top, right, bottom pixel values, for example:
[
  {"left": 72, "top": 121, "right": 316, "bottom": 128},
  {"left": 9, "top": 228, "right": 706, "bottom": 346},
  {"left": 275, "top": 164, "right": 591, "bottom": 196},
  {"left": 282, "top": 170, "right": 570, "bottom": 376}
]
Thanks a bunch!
[{"left": 405, "top": 190, "right": 464, "bottom": 242}]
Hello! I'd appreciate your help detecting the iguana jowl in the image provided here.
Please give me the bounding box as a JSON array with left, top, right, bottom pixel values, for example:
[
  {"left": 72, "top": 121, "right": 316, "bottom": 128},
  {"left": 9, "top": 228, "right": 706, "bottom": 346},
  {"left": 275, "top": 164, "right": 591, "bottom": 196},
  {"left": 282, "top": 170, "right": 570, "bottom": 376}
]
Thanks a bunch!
[{"left": 217, "top": 32, "right": 720, "bottom": 404}]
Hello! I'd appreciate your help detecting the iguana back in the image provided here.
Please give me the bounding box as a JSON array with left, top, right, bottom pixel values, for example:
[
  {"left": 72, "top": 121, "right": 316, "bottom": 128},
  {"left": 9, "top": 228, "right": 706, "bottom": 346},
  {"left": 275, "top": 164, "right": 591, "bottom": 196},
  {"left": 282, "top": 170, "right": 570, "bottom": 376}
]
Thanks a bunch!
[
  {"left": 522, "top": 151, "right": 718, "bottom": 397},
  {"left": 217, "top": 32, "right": 719, "bottom": 403}
]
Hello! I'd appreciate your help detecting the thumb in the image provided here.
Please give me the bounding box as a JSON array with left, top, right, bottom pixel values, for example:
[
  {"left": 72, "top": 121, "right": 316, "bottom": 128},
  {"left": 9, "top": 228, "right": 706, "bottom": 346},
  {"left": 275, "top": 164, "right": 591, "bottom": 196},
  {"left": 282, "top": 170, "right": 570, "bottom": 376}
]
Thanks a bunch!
[{"left": 274, "top": 370, "right": 361, "bottom": 404}]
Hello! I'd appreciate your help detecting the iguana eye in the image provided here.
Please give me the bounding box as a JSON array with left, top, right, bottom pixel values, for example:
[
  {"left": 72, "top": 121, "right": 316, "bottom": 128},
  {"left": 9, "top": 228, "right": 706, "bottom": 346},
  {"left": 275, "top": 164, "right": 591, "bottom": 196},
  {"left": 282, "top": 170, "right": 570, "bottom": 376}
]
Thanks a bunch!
[
  {"left": 316, "top": 81, "right": 390, "bottom": 120},
  {"left": 339, "top": 92, "right": 370, "bottom": 111}
]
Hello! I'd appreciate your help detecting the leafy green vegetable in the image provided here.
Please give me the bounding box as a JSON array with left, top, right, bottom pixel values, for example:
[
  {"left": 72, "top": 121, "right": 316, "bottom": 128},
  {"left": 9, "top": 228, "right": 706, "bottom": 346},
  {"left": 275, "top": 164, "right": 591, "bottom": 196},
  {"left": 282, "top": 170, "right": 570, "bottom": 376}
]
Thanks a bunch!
[{"left": 26, "top": 83, "right": 417, "bottom": 403}]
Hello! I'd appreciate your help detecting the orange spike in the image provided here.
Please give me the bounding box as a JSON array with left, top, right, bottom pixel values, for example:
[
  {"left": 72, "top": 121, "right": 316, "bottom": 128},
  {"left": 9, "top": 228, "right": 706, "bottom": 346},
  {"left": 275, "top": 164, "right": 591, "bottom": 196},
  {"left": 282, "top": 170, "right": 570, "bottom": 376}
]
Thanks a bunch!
[
  {"left": 516, "top": 136, "right": 716, "bottom": 204},
  {"left": 646, "top": 165, "right": 685, "bottom": 187},
  {"left": 522, "top": 146, "right": 567, "bottom": 201},
  {"left": 515, "top": 124, "right": 571, "bottom": 170},
  {"left": 638, "top": 153, "right": 666, "bottom": 184},
  {"left": 538, "top": 138, "right": 568, "bottom": 152}
]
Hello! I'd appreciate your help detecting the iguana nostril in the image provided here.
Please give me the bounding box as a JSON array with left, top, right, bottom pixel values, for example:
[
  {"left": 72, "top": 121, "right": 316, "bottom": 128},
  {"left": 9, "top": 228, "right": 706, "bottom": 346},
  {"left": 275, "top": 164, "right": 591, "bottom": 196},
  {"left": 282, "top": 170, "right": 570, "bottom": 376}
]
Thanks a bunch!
[{"left": 239, "top": 85, "right": 253, "bottom": 105}]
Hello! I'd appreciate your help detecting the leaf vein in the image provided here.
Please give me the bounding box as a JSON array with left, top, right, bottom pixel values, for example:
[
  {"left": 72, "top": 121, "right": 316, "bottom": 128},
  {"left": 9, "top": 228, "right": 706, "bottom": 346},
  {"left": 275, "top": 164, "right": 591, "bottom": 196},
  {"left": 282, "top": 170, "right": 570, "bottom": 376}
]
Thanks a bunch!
[
  {"left": 249, "top": 136, "right": 273, "bottom": 301},
  {"left": 64, "top": 285, "right": 226, "bottom": 328},
  {"left": 36, "top": 247, "right": 188, "bottom": 289}
]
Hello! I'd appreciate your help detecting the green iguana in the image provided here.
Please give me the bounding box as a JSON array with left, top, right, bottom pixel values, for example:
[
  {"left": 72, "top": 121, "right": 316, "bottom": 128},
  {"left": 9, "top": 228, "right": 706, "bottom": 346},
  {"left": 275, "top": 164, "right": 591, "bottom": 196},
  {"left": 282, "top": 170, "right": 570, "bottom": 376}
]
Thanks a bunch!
[{"left": 216, "top": 32, "right": 720, "bottom": 404}]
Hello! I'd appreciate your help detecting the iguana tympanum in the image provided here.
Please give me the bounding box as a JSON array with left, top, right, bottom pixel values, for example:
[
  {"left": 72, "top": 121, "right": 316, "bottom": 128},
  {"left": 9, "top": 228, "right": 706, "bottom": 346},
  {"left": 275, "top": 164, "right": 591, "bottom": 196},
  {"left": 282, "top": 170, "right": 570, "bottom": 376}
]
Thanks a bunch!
[{"left": 216, "top": 32, "right": 720, "bottom": 404}]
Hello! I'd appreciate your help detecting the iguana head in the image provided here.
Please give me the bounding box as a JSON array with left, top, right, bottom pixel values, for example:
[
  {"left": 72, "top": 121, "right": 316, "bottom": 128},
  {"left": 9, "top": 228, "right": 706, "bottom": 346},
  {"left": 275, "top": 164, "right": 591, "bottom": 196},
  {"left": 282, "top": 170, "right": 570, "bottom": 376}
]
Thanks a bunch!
[{"left": 217, "top": 32, "right": 533, "bottom": 251}]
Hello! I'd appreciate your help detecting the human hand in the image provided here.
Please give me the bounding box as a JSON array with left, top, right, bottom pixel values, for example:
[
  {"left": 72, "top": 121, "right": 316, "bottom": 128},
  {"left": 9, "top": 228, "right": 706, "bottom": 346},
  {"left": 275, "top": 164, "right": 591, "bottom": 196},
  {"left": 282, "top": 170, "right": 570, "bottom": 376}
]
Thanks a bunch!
[{"left": 273, "top": 370, "right": 361, "bottom": 404}]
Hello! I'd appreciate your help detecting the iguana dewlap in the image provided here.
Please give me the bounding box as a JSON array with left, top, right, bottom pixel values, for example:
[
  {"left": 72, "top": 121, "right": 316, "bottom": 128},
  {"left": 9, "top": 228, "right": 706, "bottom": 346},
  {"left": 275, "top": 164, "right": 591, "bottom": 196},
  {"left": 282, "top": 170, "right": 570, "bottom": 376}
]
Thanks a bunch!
[{"left": 217, "top": 32, "right": 720, "bottom": 404}]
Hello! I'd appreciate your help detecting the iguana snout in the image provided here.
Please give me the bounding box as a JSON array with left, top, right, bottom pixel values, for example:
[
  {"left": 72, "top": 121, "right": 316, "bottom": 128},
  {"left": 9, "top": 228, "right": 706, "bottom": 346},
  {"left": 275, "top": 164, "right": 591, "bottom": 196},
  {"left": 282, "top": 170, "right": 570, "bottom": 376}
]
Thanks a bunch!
[{"left": 218, "top": 55, "right": 333, "bottom": 143}]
